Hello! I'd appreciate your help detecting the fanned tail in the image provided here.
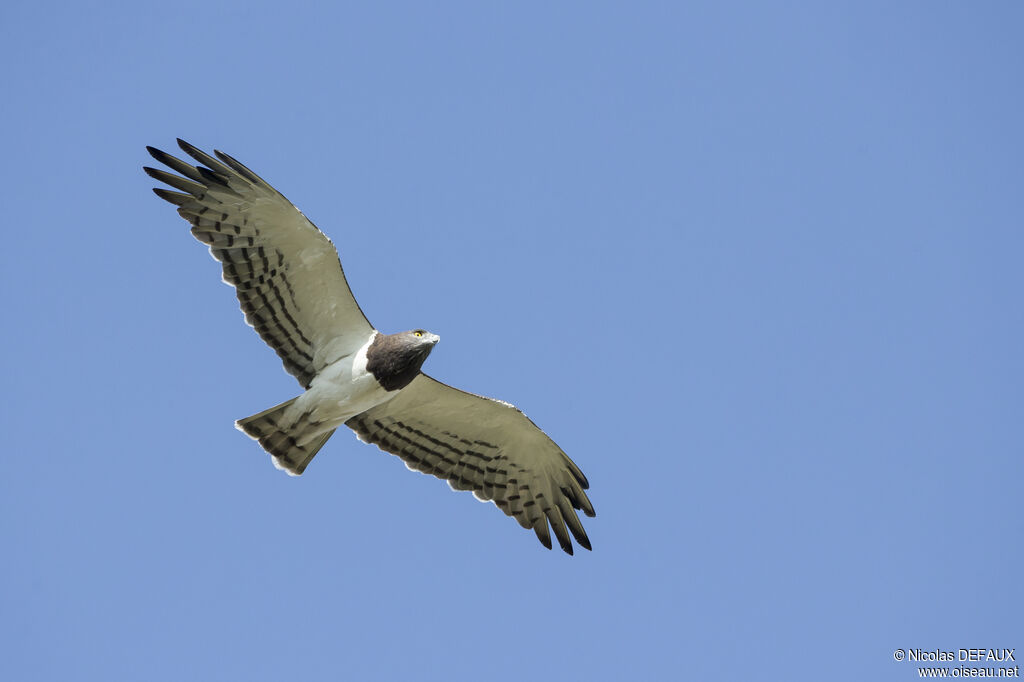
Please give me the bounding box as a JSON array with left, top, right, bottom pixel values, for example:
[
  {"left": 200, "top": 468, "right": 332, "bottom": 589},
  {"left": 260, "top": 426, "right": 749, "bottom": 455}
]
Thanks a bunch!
[{"left": 236, "top": 397, "right": 336, "bottom": 475}]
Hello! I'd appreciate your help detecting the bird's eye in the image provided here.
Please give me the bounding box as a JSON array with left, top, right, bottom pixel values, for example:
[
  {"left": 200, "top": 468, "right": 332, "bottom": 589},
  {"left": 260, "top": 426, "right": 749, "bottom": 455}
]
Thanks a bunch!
[{"left": 414, "top": 331, "right": 423, "bottom": 337}]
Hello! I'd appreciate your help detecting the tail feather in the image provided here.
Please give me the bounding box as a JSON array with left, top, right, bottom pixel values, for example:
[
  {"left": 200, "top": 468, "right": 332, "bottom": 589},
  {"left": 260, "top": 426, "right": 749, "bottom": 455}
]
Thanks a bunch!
[{"left": 236, "top": 397, "right": 336, "bottom": 475}]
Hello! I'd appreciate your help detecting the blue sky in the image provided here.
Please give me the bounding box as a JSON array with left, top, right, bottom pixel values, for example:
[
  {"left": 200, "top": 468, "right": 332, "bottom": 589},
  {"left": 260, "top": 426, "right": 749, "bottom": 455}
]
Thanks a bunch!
[{"left": 2, "top": 2, "right": 1021, "bottom": 680}]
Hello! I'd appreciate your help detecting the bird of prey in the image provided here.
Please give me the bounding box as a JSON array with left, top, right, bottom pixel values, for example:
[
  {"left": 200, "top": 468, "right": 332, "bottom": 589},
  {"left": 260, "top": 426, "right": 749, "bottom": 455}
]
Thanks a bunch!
[{"left": 144, "top": 140, "right": 595, "bottom": 554}]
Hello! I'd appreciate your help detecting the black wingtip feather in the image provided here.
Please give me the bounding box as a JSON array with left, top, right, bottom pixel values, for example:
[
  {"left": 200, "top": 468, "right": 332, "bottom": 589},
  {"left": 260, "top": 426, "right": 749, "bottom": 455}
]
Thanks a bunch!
[
  {"left": 144, "top": 166, "right": 208, "bottom": 197},
  {"left": 147, "top": 146, "right": 177, "bottom": 167},
  {"left": 176, "top": 139, "right": 234, "bottom": 176},
  {"left": 175, "top": 138, "right": 199, "bottom": 160},
  {"left": 548, "top": 512, "right": 574, "bottom": 555},
  {"left": 151, "top": 187, "right": 191, "bottom": 206},
  {"left": 533, "top": 520, "right": 553, "bottom": 550},
  {"left": 214, "top": 149, "right": 268, "bottom": 188},
  {"left": 196, "top": 165, "right": 231, "bottom": 187}
]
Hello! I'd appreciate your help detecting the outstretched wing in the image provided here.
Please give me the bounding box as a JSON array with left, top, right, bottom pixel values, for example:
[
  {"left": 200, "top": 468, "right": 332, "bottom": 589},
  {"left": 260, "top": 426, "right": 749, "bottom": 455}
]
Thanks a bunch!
[
  {"left": 145, "top": 139, "right": 374, "bottom": 388},
  {"left": 345, "top": 374, "right": 595, "bottom": 555}
]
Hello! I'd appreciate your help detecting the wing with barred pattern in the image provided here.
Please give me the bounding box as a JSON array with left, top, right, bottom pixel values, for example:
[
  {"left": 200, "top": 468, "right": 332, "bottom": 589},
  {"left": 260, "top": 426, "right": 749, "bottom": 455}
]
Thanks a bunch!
[
  {"left": 145, "top": 139, "right": 374, "bottom": 387},
  {"left": 346, "top": 373, "right": 595, "bottom": 554}
]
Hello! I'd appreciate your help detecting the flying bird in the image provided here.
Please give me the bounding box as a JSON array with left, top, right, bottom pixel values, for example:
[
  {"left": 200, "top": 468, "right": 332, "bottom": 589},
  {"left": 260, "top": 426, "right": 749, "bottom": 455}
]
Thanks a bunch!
[{"left": 145, "top": 140, "right": 595, "bottom": 554}]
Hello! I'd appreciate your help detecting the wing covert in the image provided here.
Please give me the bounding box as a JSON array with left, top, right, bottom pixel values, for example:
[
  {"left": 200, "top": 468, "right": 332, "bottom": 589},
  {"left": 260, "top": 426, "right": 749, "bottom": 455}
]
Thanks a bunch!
[
  {"left": 146, "top": 139, "right": 374, "bottom": 387},
  {"left": 345, "top": 374, "right": 595, "bottom": 554}
]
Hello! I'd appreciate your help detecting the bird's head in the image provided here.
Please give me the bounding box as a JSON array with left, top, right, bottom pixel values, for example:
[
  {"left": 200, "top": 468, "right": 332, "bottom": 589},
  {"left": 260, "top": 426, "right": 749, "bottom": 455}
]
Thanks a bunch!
[
  {"left": 404, "top": 328, "right": 441, "bottom": 349},
  {"left": 385, "top": 329, "right": 439, "bottom": 367},
  {"left": 365, "top": 329, "right": 440, "bottom": 391}
]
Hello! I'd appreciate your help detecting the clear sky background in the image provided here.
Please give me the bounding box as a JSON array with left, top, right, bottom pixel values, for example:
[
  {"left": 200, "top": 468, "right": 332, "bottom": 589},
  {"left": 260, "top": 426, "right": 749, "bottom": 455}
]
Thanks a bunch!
[{"left": 2, "top": 2, "right": 1020, "bottom": 680}]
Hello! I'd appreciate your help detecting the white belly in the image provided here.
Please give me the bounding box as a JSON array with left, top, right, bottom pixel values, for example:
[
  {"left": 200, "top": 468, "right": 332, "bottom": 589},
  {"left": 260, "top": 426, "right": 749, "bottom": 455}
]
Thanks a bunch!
[{"left": 283, "top": 332, "right": 397, "bottom": 442}]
